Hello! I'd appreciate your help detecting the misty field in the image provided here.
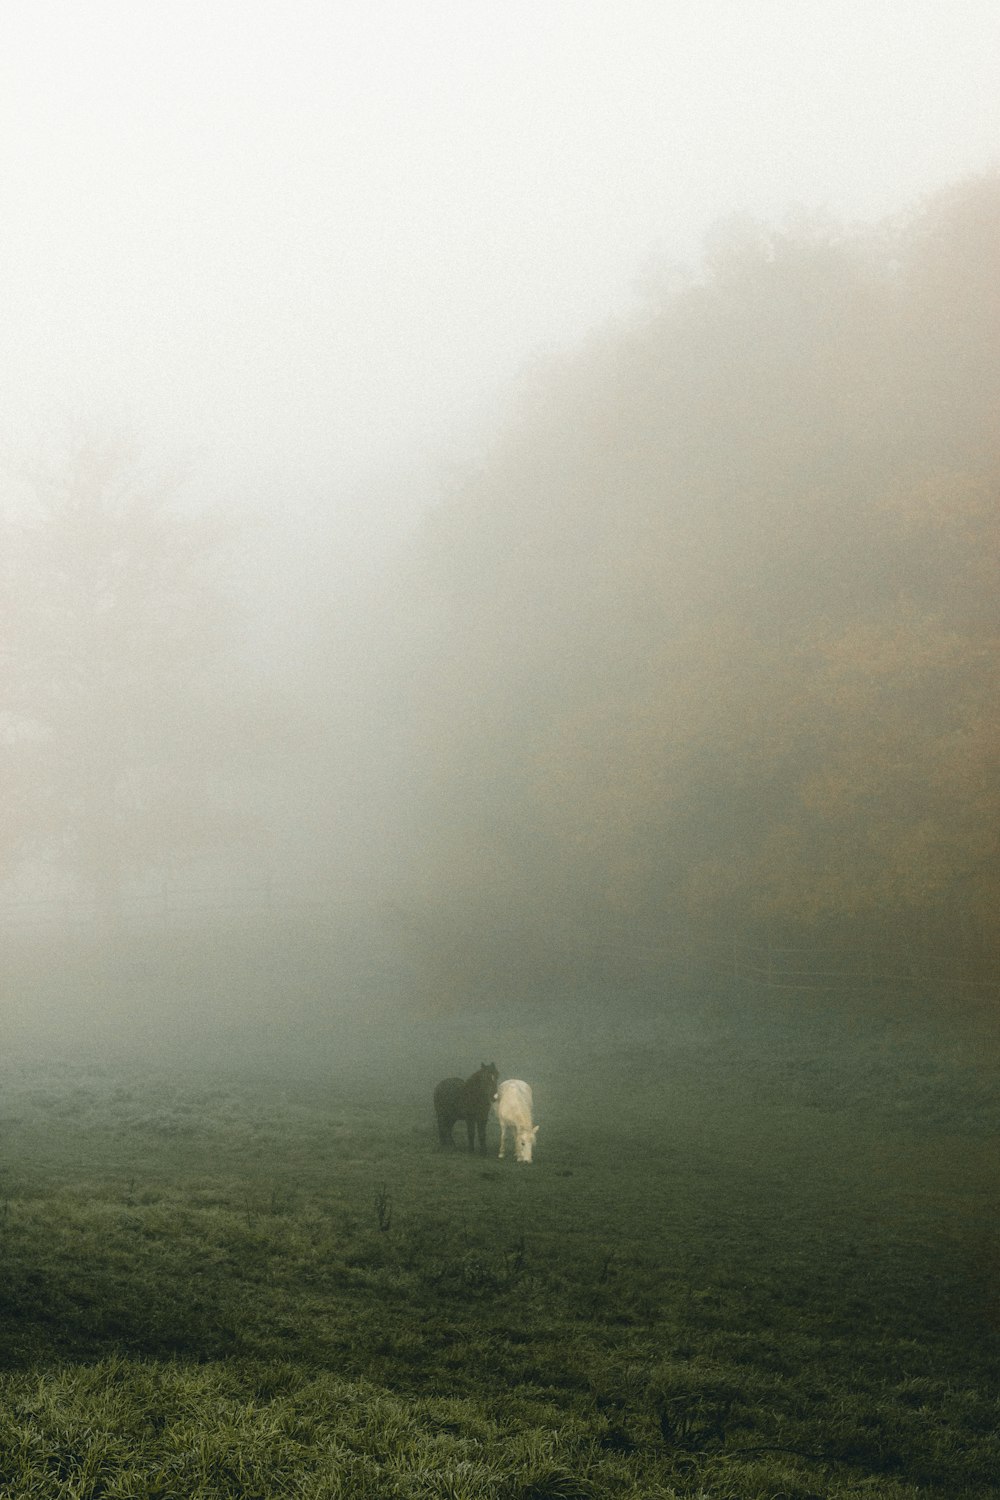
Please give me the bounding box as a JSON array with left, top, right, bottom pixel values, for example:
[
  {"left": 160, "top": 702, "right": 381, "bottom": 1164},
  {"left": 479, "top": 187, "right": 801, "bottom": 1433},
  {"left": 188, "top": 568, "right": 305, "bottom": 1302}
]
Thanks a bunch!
[{"left": 1, "top": 999, "right": 998, "bottom": 1499}]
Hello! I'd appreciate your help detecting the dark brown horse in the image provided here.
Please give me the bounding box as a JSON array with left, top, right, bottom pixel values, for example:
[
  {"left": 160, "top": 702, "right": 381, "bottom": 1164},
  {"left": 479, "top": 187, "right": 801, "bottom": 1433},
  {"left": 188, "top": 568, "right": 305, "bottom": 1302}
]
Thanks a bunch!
[{"left": 434, "top": 1061, "right": 499, "bottom": 1154}]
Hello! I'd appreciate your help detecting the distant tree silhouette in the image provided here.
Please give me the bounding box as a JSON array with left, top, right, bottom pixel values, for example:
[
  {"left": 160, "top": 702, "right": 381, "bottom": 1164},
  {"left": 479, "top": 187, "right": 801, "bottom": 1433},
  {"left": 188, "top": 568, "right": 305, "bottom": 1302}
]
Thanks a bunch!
[
  {"left": 3, "top": 433, "right": 253, "bottom": 932},
  {"left": 393, "top": 174, "right": 1000, "bottom": 1001}
]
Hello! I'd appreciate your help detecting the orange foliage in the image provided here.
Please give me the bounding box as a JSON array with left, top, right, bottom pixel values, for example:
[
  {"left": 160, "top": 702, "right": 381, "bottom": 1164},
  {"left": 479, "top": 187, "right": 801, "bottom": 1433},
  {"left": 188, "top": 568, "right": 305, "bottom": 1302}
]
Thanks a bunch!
[{"left": 399, "top": 175, "right": 1000, "bottom": 993}]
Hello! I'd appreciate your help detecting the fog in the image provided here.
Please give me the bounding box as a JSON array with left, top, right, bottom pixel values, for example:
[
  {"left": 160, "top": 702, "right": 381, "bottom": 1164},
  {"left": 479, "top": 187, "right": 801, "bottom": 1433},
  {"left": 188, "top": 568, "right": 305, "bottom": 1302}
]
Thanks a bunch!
[
  {"left": 2, "top": 2, "right": 999, "bottom": 1062},
  {"left": 5, "top": 3, "right": 999, "bottom": 510}
]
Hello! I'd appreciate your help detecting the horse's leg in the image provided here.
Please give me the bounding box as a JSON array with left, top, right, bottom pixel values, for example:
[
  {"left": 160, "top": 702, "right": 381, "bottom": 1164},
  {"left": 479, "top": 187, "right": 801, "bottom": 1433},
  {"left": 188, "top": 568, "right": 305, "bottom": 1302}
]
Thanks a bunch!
[
  {"left": 465, "top": 1117, "right": 476, "bottom": 1152},
  {"left": 498, "top": 1119, "right": 506, "bottom": 1158},
  {"left": 478, "top": 1113, "right": 488, "bottom": 1154}
]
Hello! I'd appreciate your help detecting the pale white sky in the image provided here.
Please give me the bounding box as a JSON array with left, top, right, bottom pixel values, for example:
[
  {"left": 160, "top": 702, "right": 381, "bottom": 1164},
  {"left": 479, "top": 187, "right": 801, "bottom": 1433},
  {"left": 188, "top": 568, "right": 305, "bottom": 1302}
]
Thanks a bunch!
[{"left": 2, "top": 0, "right": 998, "bottom": 549}]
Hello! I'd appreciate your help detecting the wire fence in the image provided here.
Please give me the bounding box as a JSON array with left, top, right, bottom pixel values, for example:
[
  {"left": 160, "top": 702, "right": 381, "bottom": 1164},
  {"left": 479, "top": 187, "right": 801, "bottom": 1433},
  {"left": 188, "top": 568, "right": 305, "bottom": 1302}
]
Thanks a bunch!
[
  {"left": 675, "top": 931, "right": 1000, "bottom": 998},
  {"left": 0, "top": 881, "right": 345, "bottom": 935},
  {"left": 0, "top": 887, "right": 996, "bottom": 1000}
]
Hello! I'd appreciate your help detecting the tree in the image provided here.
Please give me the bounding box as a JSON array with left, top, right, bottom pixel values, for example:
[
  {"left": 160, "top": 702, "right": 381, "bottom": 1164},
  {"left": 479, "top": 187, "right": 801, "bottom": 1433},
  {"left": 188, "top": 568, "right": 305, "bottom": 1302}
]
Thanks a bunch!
[
  {"left": 2, "top": 433, "right": 250, "bottom": 931},
  {"left": 392, "top": 174, "right": 1000, "bottom": 1002}
]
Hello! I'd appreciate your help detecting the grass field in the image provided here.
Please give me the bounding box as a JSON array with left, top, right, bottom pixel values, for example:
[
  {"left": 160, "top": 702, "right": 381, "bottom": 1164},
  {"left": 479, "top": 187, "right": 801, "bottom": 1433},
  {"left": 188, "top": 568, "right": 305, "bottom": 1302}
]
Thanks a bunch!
[{"left": 0, "top": 993, "right": 998, "bottom": 1498}]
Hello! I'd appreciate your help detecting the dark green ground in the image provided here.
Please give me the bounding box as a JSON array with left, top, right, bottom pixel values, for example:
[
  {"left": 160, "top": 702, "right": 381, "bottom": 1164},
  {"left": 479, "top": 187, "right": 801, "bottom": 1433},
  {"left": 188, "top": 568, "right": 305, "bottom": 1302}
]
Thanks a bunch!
[{"left": 0, "top": 996, "right": 997, "bottom": 1497}]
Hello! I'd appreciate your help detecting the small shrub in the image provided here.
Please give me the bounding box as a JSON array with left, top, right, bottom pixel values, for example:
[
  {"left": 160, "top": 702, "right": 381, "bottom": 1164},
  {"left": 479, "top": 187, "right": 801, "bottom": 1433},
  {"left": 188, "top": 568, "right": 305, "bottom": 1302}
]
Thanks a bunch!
[{"left": 374, "top": 1182, "right": 393, "bottom": 1233}]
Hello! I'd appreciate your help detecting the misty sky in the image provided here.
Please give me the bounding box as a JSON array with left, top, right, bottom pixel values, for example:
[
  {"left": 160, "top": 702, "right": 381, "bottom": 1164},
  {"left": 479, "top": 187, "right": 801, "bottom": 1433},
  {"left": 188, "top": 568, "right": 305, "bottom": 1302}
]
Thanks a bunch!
[{"left": 3, "top": 0, "right": 998, "bottom": 556}]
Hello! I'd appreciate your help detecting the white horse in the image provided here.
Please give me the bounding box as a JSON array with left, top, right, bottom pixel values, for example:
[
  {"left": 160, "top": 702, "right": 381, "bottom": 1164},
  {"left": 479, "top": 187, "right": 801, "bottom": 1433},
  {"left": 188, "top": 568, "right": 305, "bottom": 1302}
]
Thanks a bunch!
[{"left": 495, "top": 1079, "right": 538, "bottom": 1163}]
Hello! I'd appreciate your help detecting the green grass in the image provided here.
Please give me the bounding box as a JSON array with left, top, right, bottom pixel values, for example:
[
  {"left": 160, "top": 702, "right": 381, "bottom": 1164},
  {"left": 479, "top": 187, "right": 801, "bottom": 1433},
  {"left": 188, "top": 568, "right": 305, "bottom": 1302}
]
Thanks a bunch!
[{"left": 0, "top": 1003, "right": 997, "bottom": 1497}]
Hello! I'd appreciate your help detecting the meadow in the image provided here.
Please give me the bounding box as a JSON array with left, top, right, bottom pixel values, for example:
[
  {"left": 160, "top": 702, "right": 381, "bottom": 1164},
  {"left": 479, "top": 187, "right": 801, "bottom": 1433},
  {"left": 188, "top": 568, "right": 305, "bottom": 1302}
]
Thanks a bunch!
[{"left": 0, "top": 992, "right": 997, "bottom": 1498}]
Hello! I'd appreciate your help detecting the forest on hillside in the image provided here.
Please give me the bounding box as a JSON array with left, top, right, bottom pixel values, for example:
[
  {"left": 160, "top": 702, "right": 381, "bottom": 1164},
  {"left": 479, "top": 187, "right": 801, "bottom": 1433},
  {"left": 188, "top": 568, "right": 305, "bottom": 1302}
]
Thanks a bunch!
[
  {"left": 392, "top": 175, "right": 1000, "bottom": 1005},
  {"left": 2, "top": 175, "right": 998, "bottom": 1027}
]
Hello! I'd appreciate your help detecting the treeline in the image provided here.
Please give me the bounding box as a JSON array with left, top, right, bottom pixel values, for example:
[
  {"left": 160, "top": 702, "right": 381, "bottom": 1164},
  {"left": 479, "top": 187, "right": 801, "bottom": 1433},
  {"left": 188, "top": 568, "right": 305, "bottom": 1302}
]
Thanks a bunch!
[
  {"left": 393, "top": 175, "right": 1000, "bottom": 1003},
  {"left": 3, "top": 177, "right": 998, "bottom": 1021}
]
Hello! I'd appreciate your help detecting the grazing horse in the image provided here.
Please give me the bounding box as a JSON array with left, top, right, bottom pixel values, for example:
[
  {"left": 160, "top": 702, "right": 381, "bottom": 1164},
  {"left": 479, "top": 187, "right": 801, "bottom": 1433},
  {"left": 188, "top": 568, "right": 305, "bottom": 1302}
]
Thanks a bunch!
[
  {"left": 434, "top": 1062, "right": 499, "bottom": 1154},
  {"left": 495, "top": 1078, "right": 538, "bottom": 1163}
]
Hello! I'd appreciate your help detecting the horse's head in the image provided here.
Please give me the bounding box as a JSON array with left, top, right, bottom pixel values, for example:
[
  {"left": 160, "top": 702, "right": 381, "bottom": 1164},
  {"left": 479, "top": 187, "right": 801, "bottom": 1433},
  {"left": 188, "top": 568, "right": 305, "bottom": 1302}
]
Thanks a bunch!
[
  {"left": 514, "top": 1123, "right": 539, "bottom": 1163},
  {"left": 478, "top": 1061, "right": 499, "bottom": 1099}
]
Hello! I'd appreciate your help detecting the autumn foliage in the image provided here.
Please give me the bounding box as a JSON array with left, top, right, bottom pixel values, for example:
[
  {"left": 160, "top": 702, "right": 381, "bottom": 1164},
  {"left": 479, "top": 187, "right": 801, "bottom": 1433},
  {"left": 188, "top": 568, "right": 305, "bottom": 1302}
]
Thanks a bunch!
[{"left": 397, "top": 176, "right": 1000, "bottom": 1000}]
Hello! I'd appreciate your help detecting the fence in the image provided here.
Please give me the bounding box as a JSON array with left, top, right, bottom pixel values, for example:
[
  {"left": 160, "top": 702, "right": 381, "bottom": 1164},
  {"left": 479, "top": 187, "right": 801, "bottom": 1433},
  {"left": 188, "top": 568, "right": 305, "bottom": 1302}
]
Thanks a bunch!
[
  {"left": 688, "top": 931, "right": 1000, "bottom": 999},
  {"left": 1, "top": 886, "right": 996, "bottom": 1001},
  {"left": 0, "top": 880, "right": 347, "bottom": 936}
]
